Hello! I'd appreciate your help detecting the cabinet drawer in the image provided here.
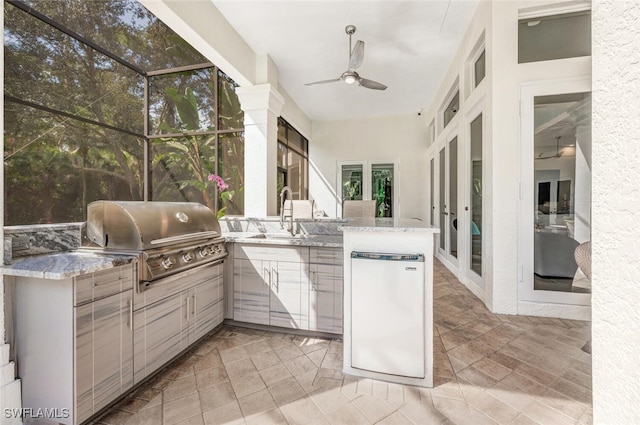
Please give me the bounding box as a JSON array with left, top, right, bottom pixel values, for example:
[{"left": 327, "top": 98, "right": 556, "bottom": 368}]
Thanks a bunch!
[
  {"left": 75, "top": 264, "right": 135, "bottom": 306},
  {"left": 310, "top": 247, "right": 343, "bottom": 265},
  {"left": 235, "top": 244, "right": 308, "bottom": 262}
]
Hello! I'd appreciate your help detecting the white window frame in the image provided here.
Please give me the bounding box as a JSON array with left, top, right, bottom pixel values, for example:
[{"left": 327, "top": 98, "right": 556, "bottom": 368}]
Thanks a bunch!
[{"left": 336, "top": 160, "right": 400, "bottom": 219}]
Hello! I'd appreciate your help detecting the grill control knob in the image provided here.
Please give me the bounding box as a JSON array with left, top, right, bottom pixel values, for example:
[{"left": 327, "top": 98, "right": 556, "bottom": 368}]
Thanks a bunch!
[
  {"left": 182, "top": 252, "right": 194, "bottom": 263},
  {"left": 199, "top": 248, "right": 209, "bottom": 257},
  {"left": 161, "top": 256, "right": 176, "bottom": 269}
]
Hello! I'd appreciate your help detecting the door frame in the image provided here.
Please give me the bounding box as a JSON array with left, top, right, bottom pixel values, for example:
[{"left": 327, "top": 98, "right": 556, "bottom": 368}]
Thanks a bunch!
[
  {"left": 464, "top": 98, "right": 487, "bottom": 288},
  {"left": 435, "top": 124, "right": 460, "bottom": 270},
  {"left": 336, "top": 160, "right": 400, "bottom": 218},
  {"left": 518, "top": 77, "right": 591, "bottom": 307}
]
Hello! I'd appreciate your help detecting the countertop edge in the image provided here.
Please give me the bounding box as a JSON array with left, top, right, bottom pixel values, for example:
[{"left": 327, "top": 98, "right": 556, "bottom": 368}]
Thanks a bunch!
[
  {"left": 338, "top": 225, "right": 440, "bottom": 233},
  {"left": 223, "top": 233, "right": 343, "bottom": 248},
  {"left": 2, "top": 252, "right": 138, "bottom": 280}
]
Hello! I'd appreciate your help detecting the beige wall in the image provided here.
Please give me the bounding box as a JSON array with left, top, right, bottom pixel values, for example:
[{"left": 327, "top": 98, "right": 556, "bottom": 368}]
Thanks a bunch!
[{"left": 310, "top": 114, "right": 429, "bottom": 219}]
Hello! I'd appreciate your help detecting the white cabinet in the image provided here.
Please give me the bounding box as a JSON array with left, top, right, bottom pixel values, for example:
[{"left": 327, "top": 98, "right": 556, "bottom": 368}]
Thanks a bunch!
[
  {"left": 15, "top": 263, "right": 135, "bottom": 425},
  {"left": 309, "top": 247, "right": 343, "bottom": 334},
  {"left": 233, "top": 256, "right": 270, "bottom": 324},
  {"left": 76, "top": 289, "right": 133, "bottom": 422},
  {"left": 133, "top": 292, "right": 185, "bottom": 383},
  {"left": 133, "top": 261, "right": 223, "bottom": 383},
  {"left": 233, "top": 245, "right": 309, "bottom": 329}
]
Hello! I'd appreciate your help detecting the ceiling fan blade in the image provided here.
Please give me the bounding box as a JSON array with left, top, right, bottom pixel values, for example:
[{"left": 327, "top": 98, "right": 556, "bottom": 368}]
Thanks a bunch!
[
  {"left": 358, "top": 77, "right": 387, "bottom": 90},
  {"left": 305, "top": 78, "right": 341, "bottom": 86},
  {"left": 349, "top": 40, "right": 364, "bottom": 70}
]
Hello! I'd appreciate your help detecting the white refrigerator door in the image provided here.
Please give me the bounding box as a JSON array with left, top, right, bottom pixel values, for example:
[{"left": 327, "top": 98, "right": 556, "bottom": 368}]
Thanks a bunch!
[{"left": 351, "top": 254, "right": 425, "bottom": 378}]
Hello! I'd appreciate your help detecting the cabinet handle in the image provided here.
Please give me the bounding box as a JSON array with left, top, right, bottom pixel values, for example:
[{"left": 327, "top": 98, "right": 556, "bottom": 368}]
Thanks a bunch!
[
  {"left": 310, "top": 271, "right": 316, "bottom": 291},
  {"left": 95, "top": 277, "right": 122, "bottom": 287},
  {"left": 264, "top": 268, "right": 270, "bottom": 287},
  {"left": 185, "top": 296, "right": 190, "bottom": 321},
  {"left": 272, "top": 268, "right": 279, "bottom": 293},
  {"left": 128, "top": 299, "right": 133, "bottom": 330},
  {"left": 192, "top": 294, "right": 196, "bottom": 317}
]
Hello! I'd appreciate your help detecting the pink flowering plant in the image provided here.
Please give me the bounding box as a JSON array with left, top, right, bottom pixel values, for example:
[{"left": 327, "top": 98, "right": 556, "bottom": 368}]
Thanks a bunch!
[{"left": 208, "top": 173, "right": 234, "bottom": 218}]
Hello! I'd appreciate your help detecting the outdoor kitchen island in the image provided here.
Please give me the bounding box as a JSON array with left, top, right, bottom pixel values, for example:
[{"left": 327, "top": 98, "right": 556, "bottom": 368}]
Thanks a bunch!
[{"left": 339, "top": 218, "right": 439, "bottom": 388}]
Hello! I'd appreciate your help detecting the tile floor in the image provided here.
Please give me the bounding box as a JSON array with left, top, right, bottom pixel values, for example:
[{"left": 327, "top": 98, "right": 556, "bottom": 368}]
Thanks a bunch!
[{"left": 96, "top": 260, "right": 592, "bottom": 425}]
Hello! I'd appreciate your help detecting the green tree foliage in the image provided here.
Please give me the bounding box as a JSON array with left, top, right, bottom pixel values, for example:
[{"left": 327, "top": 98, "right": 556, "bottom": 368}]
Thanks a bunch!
[{"left": 3, "top": 0, "right": 244, "bottom": 224}]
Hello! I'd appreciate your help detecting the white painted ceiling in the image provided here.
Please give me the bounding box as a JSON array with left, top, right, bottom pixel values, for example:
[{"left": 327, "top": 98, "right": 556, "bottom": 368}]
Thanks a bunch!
[{"left": 212, "top": 0, "right": 480, "bottom": 122}]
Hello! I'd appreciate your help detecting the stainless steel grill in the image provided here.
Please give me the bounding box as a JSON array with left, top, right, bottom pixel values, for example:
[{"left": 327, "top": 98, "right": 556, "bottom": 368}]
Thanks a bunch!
[{"left": 85, "top": 201, "right": 227, "bottom": 283}]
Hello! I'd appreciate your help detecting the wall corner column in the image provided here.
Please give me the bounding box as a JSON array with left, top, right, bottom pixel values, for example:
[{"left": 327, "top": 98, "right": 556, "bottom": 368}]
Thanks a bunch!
[{"left": 236, "top": 84, "right": 285, "bottom": 217}]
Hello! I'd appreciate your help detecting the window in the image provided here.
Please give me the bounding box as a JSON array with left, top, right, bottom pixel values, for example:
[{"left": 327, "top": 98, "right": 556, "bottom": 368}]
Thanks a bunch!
[
  {"left": 474, "top": 50, "right": 486, "bottom": 88},
  {"left": 518, "top": 11, "right": 591, "bottom": 63},
  {"left": 443, "top": 91, "right": 460, "bottom": 128},
  {"left": 277, "top": 118, "right": 309, "bottom": 213},
  {"left": 3, "top": 0, "right": 244, "bottom": 224},
  {"left": 338, "top": 162, "right": 398, "bottom": 218},
  {"left": 427, "top": 120, "right": 436, "bottom": 147},
  {"left": 149, "top": 68, "right": 244, "bottom": 216}
]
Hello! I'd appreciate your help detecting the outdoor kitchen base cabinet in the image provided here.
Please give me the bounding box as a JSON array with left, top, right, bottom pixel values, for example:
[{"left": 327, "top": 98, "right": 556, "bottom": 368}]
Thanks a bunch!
[
  {"left": 233, "top": 245, "right": 309, "bottom": 330},
  {"left": 14, "top": 263, "right": 136, "bottom": 425},
  {"left": 133, "top": 261, "right": 224, "bottom": 384}
]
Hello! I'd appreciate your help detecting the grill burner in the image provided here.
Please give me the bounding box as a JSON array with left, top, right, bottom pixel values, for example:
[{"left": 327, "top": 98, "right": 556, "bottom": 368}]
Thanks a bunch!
[{"left": 85, "top": 201, "right": 227, "bottom": 283}]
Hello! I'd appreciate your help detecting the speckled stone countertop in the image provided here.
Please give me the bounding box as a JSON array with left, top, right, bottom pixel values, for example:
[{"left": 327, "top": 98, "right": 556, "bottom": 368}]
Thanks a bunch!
[
  {"left": 223, "top": 232, "right": 343, "bottom": 248},
  {"left": 338, "top": 218, "right": 440, "bottom": 233},
  {"left": 1, "top": 251, "right": 138, "bottom": 280}
]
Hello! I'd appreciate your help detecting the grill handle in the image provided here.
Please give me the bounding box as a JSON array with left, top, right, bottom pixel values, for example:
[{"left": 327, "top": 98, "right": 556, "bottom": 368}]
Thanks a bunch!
[{"left": 150, "top": 230, "right": 220, "bottom": 246}]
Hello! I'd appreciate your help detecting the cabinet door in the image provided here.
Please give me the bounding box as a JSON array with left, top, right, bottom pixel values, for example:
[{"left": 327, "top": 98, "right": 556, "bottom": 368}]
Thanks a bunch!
[
  {"left": 309, "top": 263, "right": 337, "bottom": 333},
  {"left": 309, "top": 248, "right": 344, "bottom": 334},
  {"left": 93, "top": 290, "right": 133, "bottom": 412},
  {"left": 233, "top": 258, "right": 270, "bottom": 324},
  {"left": 192, "top": 266, "right": 224, "bottom": 342},
  {"left": 134, "top": 292, "right": 186, "bottom": 382},
  {"left": 75, "top": 303, "right": 94, "bottom": 424},
  {"left": 75, "top": 290, "right": 134, "bottom": 422},
  {"left": 270, "top": 261, "right": 308, "bottom": 329}
]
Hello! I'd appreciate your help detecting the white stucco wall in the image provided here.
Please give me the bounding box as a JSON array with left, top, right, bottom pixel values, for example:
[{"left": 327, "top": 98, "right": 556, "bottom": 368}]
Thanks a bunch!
[
  {"left": 592, "top": 1, "right": 640, "bottom": 423},
  {"left": 310, "top": 114, "right": 429, "bottom": 220}
]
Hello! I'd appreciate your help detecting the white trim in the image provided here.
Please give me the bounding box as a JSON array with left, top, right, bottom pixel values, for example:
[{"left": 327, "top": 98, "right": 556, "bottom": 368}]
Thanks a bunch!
[
  {"left": 518, "top": 76, "right": 591, "bottom": 312},
  {"left": 438, "top": 78, "right": 461, "bottom": 135},
  {"left": 336, "top": 160, "right": 400, "bottom": 219},
  {"left": 518, "top": 300, "right": 591, "bottom": 321},
  {"left": 518, "top": 1, "right": 591, "bottom": 20},
  {"left": 466, "top": 31, "right": 486, "bottom": 97},
  {"left": 435, "top": 124, "right": 460, "bottom": 271},
  {"left": 464, "top": 96, "right": 487, "bottom": 291}
]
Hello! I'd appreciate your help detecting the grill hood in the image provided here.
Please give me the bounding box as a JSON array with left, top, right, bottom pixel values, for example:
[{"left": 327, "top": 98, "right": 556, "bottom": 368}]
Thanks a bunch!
[{"left": 86, "top": 201, "right": 221, "bottom": 250}]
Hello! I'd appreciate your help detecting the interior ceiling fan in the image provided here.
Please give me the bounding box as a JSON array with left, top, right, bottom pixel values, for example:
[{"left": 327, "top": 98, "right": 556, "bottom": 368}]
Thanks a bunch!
[
  {"left": 305, "top": 25, "right": 387, "bottom": 91},
  {"left": 536, "top": 136, "right": 566, "bottom": 160}
]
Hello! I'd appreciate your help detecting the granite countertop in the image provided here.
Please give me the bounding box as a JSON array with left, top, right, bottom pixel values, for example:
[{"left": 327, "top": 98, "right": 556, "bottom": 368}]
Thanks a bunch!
[
  {"left": 338, "top": 218, "right": 440, "bottom": 233},
  {"left": 1, "top": 251, "right": 138, "bottom": 280},
  {"left": 223, "top": 232, "right": 343, "bottom": 248}
]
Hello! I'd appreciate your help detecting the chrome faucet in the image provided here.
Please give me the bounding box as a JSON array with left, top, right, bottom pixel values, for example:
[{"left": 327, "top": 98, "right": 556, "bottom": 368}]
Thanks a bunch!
[{"left": 279, "top": 186, "right": 295, "bottom": 235}]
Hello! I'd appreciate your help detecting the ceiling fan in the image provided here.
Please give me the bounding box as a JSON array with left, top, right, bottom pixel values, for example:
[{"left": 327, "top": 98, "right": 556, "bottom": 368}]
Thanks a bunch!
[
  {"left": 305, "top": 25, "right": 387, "bottom": 91},
  {"left": 536, "top": 136, "right": 565, "bottom": 160}
]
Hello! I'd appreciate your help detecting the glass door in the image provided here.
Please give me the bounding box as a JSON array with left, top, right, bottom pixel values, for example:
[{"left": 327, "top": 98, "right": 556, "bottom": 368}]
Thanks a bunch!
[
  {"left": 519, "top": 80, "right": 591, "bottom": 309},
  {"left": 449, "top": 137, "right": 458, "bottom": 259},
  {"left": 437, "top": 137, "right": 459, "bottom": 265},
  {"left": 341, "top": 164, "right": 364, "bottom": 202},
  {"left": 430, "top": 158, "right": 435, "bottom": 226},
  {"left": 469, "top": 114, "right": 483, "bottom": 278},
  {"left": 371, "top": 164, "right": 394, "bottom": 217}
]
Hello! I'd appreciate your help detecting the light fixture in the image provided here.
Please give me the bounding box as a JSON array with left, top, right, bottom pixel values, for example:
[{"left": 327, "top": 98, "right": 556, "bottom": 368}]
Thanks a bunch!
[
  {"left": 527, "top": 20, "right": 541, "bottom": 27},
  {"left": 344, "top": 74, "right": 357, "bottom": 85}
]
